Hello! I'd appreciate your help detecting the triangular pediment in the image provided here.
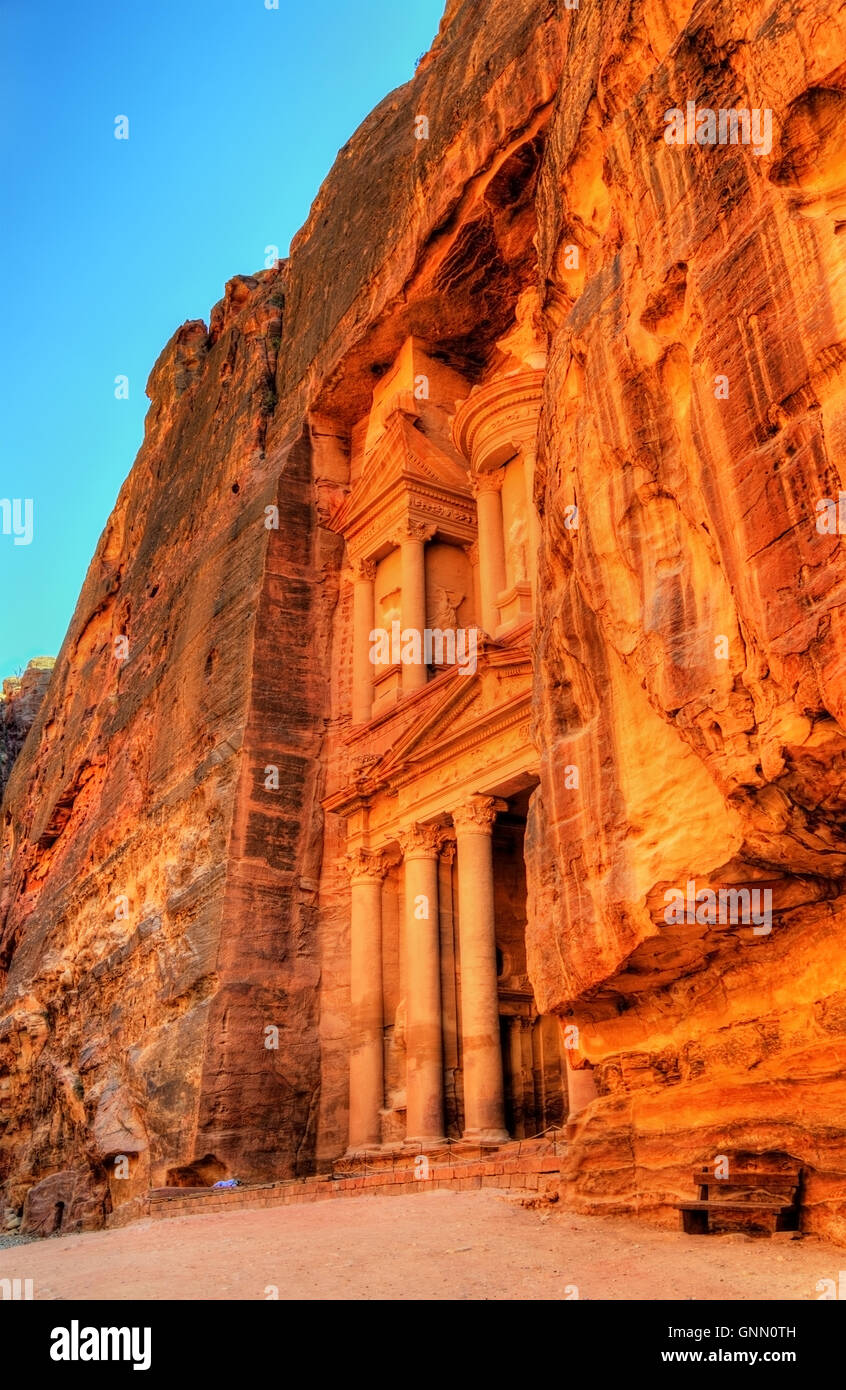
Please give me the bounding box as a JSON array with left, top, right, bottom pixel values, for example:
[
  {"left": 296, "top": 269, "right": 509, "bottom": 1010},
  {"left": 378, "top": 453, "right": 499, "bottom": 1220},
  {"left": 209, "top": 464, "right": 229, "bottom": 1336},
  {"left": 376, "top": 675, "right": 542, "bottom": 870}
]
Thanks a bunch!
[
  {"left": 366, "top": 639, "right": 532, "bottom": 786},
  {"left": 397, "top": 414, "right": 469, "bottom": 491}
]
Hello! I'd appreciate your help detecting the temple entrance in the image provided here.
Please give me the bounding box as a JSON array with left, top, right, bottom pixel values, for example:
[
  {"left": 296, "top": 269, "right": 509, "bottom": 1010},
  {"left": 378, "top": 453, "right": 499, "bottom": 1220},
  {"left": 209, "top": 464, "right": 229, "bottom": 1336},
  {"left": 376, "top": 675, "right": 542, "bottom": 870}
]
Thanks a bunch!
[
  {"left": 492, "top": 791, "right": 568, "bottom": 1139},
  {"left": 370, "top": 787, "right": 569, "bottom": 1146}
]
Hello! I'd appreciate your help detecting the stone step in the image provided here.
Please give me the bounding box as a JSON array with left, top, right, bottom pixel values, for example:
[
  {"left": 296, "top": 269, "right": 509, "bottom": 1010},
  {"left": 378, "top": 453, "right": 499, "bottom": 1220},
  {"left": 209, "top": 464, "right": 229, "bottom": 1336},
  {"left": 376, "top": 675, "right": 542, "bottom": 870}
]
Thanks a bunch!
[
  {"left": 333, "top": 1135, "right": 565, "bottom": 1177},
  {"left": 106, "top": 1148, "right": 565, "bottom": 1229}
]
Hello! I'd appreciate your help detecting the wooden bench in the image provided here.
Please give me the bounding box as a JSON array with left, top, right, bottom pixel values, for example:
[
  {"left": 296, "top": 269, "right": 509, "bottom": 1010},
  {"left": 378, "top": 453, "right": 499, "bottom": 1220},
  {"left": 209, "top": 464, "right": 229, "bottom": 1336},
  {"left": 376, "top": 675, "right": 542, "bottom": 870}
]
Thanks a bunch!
[{"left": 678, "top": 1166, "right": 801, "bottom": 1235}]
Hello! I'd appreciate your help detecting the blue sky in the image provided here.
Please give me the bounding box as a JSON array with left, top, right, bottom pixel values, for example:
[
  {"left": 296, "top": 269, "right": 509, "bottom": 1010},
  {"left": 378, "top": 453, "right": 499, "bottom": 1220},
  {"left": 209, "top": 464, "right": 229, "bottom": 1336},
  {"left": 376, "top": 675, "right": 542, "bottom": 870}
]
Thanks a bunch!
[{"left": 0, "top": 0, "right": 444, "bottom": 675}]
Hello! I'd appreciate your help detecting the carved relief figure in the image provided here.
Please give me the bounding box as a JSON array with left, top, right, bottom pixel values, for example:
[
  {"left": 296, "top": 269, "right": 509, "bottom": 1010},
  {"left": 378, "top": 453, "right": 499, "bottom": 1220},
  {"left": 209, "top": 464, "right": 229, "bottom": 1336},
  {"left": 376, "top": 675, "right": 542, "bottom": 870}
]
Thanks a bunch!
[{"left": 430, "top": 585, "right": 464, "bottom": 631}]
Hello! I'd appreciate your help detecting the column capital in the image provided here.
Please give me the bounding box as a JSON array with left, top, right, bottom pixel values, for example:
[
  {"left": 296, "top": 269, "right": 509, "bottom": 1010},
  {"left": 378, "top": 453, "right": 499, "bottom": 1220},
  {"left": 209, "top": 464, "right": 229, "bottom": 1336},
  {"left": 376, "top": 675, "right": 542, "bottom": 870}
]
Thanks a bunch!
[
  {"left": 463, "top": 541, "right": 479, "bottom": 567},
  {"left": 342, "top": 847, "right": 389, "bottom": 883},
  {"left": 519, "top": 441, "right": 538, "bottom": 467},
  {"left": 397, "top": 822, "right": 444, "bottom": 859},
  {"left": 452, "top": 795, "right": 508, "bottom": 834},
  {"left": 352, "top": 557, "right": 377, "bottom": 582},
  {"left": 471, "top": 471, "right": 505, "bottom": 498},
  {"left": 392, "top": 519, "right": 436, "bottom": 546}
]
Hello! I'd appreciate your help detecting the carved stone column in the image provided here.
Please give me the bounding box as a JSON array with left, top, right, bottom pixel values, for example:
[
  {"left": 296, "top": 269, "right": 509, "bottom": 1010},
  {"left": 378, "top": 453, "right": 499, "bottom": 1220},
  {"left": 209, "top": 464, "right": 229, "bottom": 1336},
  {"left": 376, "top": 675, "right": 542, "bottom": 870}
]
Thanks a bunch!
[
  {"left": 472, "top": 475, "right": 507, "bottom": 637},
  {"left": 397, "top": 522, "right": 432, "bottom": 694},
  {"left": 437, "top": 838, "right": 460, "bottom": 1136},
  {"left": 507, "top": 1016, "right": 527, "bottom": 1138},
  {"left": 453, "top": 795, "right": 509, "bottom": 1141},
  {"left": 345, "top": 847, "right": 388, "bottom": 1150},
  {"left": 352, "top": 558, "right": 376, "bottom": 725},
  {"left": 398, "top": 823, "right": 445, "bottom": 1143}
]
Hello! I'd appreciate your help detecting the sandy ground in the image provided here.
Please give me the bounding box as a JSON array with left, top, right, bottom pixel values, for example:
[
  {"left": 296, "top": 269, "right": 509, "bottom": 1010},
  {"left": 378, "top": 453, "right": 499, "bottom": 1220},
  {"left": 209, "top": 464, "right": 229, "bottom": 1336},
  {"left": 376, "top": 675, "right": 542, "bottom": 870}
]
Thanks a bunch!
[{"left": 0, "top": 1189, "right": 840, "bottom": 1301}]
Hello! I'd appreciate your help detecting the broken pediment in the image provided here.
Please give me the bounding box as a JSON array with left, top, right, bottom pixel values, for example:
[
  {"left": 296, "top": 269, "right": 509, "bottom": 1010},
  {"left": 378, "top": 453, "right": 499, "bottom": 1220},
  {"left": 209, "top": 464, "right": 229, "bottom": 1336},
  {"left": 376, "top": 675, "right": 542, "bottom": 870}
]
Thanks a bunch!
[{"left": 329, "top": 410, "right": 473, "bottom": 551}]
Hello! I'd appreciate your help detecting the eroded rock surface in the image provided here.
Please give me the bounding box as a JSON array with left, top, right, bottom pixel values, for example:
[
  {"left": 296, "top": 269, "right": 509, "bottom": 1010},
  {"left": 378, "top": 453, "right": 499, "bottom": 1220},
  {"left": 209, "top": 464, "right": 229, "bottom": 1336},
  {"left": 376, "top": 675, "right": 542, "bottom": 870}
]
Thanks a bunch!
[
  {"left": 527, "top": 0, "right": 846, "bottom": 1241},
  {"left": 0, "top": 660, "right": 54, "bottom": 805},
  {"left": 2, "top": 0, "right": 845, "bottom": 1240}
]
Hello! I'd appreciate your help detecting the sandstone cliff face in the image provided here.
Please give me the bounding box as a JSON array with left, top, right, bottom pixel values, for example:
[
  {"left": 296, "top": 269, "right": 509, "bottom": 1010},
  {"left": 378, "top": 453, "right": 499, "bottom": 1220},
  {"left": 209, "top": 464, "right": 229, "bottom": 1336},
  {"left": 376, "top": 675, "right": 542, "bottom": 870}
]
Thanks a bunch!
[
  {"left": 0, "top": 660, "right": 54, "bottom": 806},
  {"left": 526, "top": 0, "right": 846, "bottom": 1241},
  {"left": 0, "top": 274, "right": 325, "bottom": 1228},
  {"left": 2, "top": 0, "right": 846, "bottom": 1242}
]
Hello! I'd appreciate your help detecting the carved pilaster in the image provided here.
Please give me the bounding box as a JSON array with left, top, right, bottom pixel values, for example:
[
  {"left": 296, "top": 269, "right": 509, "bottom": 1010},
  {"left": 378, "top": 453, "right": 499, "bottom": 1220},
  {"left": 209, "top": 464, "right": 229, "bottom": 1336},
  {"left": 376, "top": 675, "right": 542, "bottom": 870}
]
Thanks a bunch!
[
  {"left": 520, "top": 442, "right": 538, "bottom": 469},
  {"left": 346, "top": 843, "right": 388, "bottom": 1150},
  {"left": 452, "top": 793, "right": 509, "bottom": 1140},
  {"left": 394, "top": 522, "right": 433, "bottom": 694},
  {"left": 351, "top": 557, "right": 377, "bottom": 725},
  {"left": 471, "top": 473, "right": 507, "bottom": 633}
]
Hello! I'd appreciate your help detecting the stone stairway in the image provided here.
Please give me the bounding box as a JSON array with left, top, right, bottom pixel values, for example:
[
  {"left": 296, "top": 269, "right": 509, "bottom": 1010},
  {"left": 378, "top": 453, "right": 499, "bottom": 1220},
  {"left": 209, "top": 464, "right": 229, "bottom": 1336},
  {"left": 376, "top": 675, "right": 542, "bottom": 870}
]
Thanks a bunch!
[{"left": 106, "top": 1136, "right": 565, "bottom": 1230}]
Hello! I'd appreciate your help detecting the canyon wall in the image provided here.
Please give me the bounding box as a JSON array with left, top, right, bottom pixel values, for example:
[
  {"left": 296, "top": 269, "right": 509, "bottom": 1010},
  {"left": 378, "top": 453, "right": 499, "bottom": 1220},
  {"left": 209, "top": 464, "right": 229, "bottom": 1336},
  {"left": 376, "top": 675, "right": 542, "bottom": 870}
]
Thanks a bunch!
[
  {"left": 2, "top": 0, "right": 845, "bottom": 1240},
  {"left": 527, "top": 0, "right": 846, "bottom": 1241},
  {"left": 0, "top": 268, "right": 334, "bottom": 1230},
  {"left": 0, "top": 660, "right": 54, "bottom": 805}
]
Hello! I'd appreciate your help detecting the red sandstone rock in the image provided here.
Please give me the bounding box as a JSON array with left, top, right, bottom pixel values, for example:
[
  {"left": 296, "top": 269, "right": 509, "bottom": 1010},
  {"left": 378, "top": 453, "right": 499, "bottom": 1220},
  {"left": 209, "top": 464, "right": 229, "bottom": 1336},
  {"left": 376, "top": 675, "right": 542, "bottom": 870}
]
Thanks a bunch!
[
  {"left": 2, "top": 0, "right": 846, "bottom": 1246},
  {"left": 21, "top": 1166, "right": 109, "bottom": 1236},
  {"left": 527, "top": 0, "right": 846, "bottom": 1242},
  {"left": 0, "top": 659, "right": 54, "bottom": 804}
]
